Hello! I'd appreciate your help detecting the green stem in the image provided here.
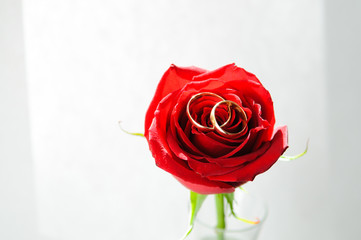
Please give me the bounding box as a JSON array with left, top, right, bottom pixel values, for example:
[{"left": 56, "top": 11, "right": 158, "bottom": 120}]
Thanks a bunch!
[{"left": 215, "top": 194, "right": 225, "bottom": 240}]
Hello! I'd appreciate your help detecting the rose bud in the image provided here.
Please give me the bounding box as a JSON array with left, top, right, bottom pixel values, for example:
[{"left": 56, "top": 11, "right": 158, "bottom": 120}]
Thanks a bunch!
[{"left": 145, "top": 64, "right": 288, "bottom": 194}]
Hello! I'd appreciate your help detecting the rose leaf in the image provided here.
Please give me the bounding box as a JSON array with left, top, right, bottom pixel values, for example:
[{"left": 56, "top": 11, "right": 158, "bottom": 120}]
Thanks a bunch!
[{"left": 181, "top": 191, "right": 207, "bottom": 240}]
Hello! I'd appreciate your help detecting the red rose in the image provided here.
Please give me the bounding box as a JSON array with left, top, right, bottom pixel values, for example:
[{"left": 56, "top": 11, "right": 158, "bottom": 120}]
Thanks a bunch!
[{"left": 145, "top": 64, "right": 288, "bottom": 194}]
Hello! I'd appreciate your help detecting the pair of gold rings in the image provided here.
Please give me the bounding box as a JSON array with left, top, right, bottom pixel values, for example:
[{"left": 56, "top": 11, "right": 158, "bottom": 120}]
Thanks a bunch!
[{"left": 186, "top": 92, "right": 248, "bottom": 138}]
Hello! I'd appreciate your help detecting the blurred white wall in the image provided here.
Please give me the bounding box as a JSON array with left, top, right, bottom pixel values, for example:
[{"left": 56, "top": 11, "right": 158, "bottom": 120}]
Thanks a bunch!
[
  {"left": 0, "top": 0, "right": 360, "bottom": 239},
  {"left": 325, "top": 0, "right": 361, "bottom": 239},
  {"left": 0, "top": 0, "right": 36, "bottom": 239}
]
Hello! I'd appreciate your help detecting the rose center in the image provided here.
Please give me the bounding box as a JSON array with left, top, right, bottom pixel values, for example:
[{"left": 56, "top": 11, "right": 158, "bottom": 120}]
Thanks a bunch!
[{"left": 186, "top": 92, "right": 247, "bottom": 138}]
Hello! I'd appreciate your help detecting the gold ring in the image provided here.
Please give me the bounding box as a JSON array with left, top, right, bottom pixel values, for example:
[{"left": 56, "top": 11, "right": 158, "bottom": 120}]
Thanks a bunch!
[
  {"left": 210, "top": 100, "right": 248, "bottom": 138},
  {"left": 186, "top": 92, "right": 230, "bottom": 131}
]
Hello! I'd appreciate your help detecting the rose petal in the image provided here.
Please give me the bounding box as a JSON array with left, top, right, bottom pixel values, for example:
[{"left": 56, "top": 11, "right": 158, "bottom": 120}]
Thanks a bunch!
[
  {"left": 145, "top": 65, "right": 206, "bottom": 137},
  {"left": 187, "top": 157, "right": 239, "bottom": 177},
  {"left": 167, "top": 129, "right": 203, "bottom": 161},
  {"left": 171, "top": 107, "right": 208, "bottom": 157},
  {"left": 205, "top": 141, "right": 271, "bottom": 168},
  {"left": 148, "top": 115, "right": 236, "bottom": 194},
  {"left": 191, "top": 132, "right": 235, "bottom": 157},
  {"left": 227, "top": 81, "right": 275, "bottom": 137},
  {"left": 215, "top": 126, "right": 264, "bottom": 158},
  {"left": 170, "top": 81, "right": 228, "bottom": 155},
  {"left": 192, "top": 63, "right": 261, "bottom": 85},
  {"left": 206, "top": 126, "right": 288, "bottom": 182},
  {"left": 202, "top": 131, "right": 243, "bottom": 146},
  {"left": 174, "top": 176, "right": 235, "bottom": 194}
]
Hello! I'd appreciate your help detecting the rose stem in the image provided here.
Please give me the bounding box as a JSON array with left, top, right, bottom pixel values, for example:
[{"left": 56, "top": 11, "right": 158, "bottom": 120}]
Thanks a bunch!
[{"left": 215, "top": 194, "right": 225, "bottom": 240}]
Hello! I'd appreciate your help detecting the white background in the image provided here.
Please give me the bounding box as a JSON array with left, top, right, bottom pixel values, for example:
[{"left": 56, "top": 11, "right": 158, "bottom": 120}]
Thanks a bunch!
[{"left": 1, "top": 0, "right": 360, "bottom": 239}]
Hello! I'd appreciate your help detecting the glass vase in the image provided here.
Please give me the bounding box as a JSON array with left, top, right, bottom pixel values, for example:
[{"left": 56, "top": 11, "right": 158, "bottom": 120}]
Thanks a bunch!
[{"left": 188, "top": 190, "right": 267, "bottom": 240}]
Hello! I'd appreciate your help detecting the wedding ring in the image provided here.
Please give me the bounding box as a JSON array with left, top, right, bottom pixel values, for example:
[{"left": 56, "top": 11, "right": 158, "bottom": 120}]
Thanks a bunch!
[
  {"left": 186, "top": 92, "right": 230, "bottom": 131},
  {"left": 210, "top": 100, "right": 248, "bottom": 138}
]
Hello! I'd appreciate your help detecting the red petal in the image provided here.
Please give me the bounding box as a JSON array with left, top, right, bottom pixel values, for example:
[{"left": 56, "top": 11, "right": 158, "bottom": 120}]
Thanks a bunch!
[
  {"left": 145, "top": 65, "right": 206, "bottom": 137},
  {"left": 174, "top": 176, "right": 235, "bottom": 194},
  {"left": 146, "top": 89, "right": 235, "bottom": 194},
  {"left": 191, "top": 132, "right": 235, "bottom": 157},
  {"left": 193, "top": 63, "right": 261, "bottom": 85},
  {"left": 206, "top": 126, "right": 288, "bottom": 182},
  {"left": 227, "top": 81, "right": 275, "bottom": 137},
  {"left": 205, "top": 141, "right": 271, "bottom": 168},
  {"left": 148, "top": 116, "right": 235, "bottom": 194},
  {"left": 187, "top": 157, "right": 239, "bottom": 177}
]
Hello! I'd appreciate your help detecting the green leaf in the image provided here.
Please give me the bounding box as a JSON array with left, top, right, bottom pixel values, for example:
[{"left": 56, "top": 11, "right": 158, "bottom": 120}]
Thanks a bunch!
[
  {"left": 224, "top": 193, "right": 235, "bottom": 215},
  {"left": 118, "top": 121, "right": 145, "bottom": 137},
  {"left": 280, "top": 139, "right": 309, "bottom": 161},
  {"left": 225, "top": 192, "right": 260, "bottom": 225},
  {"left": 238, "top": 186, "right": 248, "bottom": 193},
  {"left": 189, "top": 191, "right": 207, "bottom": 225},
  {"left": 181, "top": 191, "right": 207, "bottom": 240}
]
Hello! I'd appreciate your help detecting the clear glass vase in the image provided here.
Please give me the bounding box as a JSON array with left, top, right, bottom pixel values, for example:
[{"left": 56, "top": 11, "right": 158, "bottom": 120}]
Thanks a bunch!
[{"left": 188, "top": 190, "right": 268, "bottom": 240}]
